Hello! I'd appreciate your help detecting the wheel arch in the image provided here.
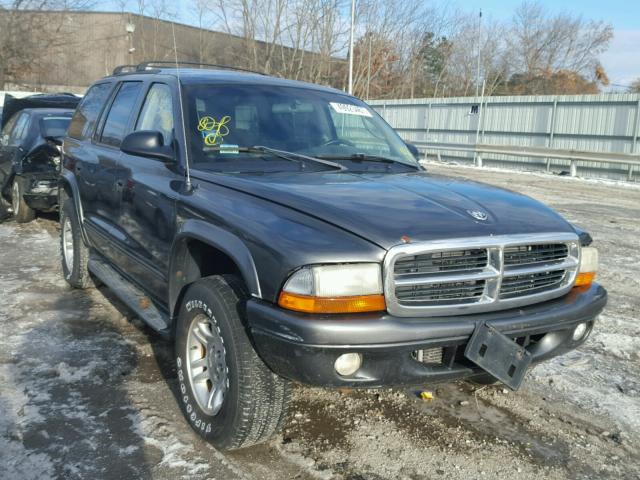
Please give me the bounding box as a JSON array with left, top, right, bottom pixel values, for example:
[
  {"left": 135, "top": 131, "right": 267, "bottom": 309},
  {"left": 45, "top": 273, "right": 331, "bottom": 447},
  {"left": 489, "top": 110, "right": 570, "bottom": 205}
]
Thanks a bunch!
[
  {"left": 59, "top": 170, "right": 89, "bottom": 244},
  {"left": 168, "top": 220, "right": 262, "bottom": 320}
]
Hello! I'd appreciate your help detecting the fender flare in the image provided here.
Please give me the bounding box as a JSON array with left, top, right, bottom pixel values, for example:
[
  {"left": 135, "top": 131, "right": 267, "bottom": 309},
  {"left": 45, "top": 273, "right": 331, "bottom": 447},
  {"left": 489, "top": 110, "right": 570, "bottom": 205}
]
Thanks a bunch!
[
  {"left": 168, "top": 219, "right": 262, "bottom": 318},
  {"left": 59, "top": 170, "right": 89, "bottom": 245}
]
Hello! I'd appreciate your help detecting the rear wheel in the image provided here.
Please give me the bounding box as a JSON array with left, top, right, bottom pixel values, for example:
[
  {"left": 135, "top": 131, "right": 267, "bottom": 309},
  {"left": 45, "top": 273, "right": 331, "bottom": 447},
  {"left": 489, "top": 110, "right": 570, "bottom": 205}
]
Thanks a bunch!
[
  {"left": 175, "top": 275, "right": 291, "bottom": 450},
  {"left": 12, "top": 177, "right": 35, "bottom": 223},
  {"left": 60, "top": 198, "right": 93, "bottom": 289}
]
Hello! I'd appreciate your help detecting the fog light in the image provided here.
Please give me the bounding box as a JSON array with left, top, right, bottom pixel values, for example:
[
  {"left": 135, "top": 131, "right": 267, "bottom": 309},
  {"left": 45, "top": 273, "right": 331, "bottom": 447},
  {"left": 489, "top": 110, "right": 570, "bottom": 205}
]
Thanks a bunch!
[
  {"left": 334, "top": 353, "right": 362, "bottom": 376},
  {"left": 572, "top": 322, "right": 588, "bottom": 341}
]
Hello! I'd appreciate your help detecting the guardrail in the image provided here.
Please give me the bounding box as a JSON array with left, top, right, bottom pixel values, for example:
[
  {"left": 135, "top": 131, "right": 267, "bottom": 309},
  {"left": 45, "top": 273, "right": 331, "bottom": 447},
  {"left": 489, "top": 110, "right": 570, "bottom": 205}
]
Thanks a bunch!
[{"left": 415, "top": 142, "right": 640, "bottom": 180}]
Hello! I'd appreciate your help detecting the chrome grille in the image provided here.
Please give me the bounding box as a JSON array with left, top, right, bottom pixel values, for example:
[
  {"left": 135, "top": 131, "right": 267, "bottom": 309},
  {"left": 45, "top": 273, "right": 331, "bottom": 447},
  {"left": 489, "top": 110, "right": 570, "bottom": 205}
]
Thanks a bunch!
[
  {"left": 384, "top": 233, "right": 580, "bottom": 317},
  {"left": 500, "top": 270, "right": 566, "bottom": 299},
  {"left": 504, "top": 244, "right": 569, "bottom": 267},
  {"left": 396, "top": 279, "right": 485, "bottom": 305},
  {"left": 394, "top": 249, "right": 488, "bottom": 275}
]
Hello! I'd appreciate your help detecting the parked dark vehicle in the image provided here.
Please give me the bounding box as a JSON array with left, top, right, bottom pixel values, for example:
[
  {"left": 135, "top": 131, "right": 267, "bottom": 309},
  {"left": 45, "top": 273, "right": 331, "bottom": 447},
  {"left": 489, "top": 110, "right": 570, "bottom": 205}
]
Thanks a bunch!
[
  {"left": 0, "top": 94, "right": 80, "bottom": 222},
  {"left": 59, "top": 63, "right": 606, "bottom": 451}
]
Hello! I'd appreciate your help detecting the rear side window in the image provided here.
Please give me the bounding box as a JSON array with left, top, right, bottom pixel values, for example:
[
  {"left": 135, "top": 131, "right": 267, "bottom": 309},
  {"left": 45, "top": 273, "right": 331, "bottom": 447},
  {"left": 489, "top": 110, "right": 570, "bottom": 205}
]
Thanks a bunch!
[
  {"left": 100, "top": 82, "right": 143, "bottom": 148},
  {"left": 67, "top": 83, "right": 112, "bottom": 140}
]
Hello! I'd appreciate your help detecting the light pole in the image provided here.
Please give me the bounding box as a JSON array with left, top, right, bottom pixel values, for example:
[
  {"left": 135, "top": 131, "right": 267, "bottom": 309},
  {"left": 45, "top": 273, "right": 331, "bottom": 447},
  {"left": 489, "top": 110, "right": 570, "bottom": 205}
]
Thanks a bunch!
[
  {"left": 126, "top": 20, "right": 136, "bottom": 60},
  {"left": 475, "top": 8, "right": 482, "bottom": 97},
  {"left": 366, "top": 32, "right": 372, "bottom": 100},
  {"left": 348, "top": 0, "right": 355, "bottom": 95}
]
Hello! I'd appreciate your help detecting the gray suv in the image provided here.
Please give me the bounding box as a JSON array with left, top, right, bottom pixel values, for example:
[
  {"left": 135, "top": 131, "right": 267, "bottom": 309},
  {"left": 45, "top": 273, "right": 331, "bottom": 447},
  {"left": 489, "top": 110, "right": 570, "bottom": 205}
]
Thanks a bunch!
[{"left": 58, "top": 62, "right": 606, "bottom": 450}]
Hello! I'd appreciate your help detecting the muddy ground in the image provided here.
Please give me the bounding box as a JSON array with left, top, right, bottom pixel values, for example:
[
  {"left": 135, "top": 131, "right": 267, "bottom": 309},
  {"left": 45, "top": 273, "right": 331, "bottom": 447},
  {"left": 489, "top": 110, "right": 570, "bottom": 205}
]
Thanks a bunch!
[{"left": 1, "top": 164, "right": 639, "bottom": 479}]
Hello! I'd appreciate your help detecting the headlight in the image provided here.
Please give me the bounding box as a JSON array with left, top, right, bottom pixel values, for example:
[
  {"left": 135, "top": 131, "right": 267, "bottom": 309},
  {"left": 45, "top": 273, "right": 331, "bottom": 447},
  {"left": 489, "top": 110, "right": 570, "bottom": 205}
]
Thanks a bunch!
[
  {"left": 278, "top": 263, "right": 385, "bottom": 314},
  {"left": 575, "top": 246, "right": 598, "bottom": 287}
]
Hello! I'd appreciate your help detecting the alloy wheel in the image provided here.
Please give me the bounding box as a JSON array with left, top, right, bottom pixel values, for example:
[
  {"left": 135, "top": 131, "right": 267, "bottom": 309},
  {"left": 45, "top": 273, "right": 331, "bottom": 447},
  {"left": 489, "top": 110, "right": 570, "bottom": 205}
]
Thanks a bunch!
[{"left": 186, "top": 314, "right": 228, "bottom": 416}]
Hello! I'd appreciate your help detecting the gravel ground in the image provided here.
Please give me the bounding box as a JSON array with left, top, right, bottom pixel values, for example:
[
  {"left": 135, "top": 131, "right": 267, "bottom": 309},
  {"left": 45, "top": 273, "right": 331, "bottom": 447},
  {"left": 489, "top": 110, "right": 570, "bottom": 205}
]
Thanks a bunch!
[{"left": 1, "top": 165, "right": 639, "bottom": 479}]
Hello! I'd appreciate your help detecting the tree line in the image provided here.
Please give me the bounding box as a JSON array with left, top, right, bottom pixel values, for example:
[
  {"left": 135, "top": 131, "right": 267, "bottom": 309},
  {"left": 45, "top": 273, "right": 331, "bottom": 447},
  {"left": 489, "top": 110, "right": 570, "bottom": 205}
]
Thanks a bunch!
[
  {"left": 2, "top": 0, "right": 637, "bottom": 98},
  {"left": 182, "top": 0, "right": 619, "bottom": 98}
]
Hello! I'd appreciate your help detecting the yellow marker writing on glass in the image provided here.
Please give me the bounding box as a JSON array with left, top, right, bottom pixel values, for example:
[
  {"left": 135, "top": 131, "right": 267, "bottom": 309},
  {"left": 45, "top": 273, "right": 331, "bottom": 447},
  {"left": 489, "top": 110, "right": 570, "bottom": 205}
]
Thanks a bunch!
[{"left": 198, "top": 115, "right": 231, "bottom": 146}]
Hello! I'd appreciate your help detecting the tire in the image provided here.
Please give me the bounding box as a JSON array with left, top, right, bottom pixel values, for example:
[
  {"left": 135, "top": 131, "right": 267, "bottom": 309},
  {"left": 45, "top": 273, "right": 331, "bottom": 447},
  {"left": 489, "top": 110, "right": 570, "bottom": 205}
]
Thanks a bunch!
[
  {"left": 468, "top": 373, "right": 499, "bottom": 386},
  {"left": 175, "top": 275, "right": 291, "bottom": 450},
  {"left": 0, "top": 195, "right": 11, "bottom": 222},
  {"left": 12, "top": 177, "right": 35, "bottom": 223},
  {"left": 60, "top": 198, "right": 93, "bottom": 289}
]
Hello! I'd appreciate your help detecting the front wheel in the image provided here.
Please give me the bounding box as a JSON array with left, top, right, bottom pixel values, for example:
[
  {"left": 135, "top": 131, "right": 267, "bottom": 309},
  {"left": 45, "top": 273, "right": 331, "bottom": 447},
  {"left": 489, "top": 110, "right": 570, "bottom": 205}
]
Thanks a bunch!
[
  {"left": 60, "top": 198, "right": 93, "bottom": 288},
  {"left": 175, "top": 275, "right": 291, "bottom": 450},
  {"left": 12, "top": 177, "right": 35, "bottom": 223}
]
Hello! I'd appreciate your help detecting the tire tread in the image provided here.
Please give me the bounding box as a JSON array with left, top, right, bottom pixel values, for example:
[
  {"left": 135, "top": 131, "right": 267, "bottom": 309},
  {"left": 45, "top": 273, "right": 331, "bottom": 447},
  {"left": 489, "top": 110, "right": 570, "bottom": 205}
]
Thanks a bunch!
[
  {"left": 60, "top": 198, "right": 93, "bottom": 289},
  {"left": 13, "top": 177, "right": 35, "bottom": 223},
  {"left": 179, "top": 275, "right": 291, "bottom": 450}
]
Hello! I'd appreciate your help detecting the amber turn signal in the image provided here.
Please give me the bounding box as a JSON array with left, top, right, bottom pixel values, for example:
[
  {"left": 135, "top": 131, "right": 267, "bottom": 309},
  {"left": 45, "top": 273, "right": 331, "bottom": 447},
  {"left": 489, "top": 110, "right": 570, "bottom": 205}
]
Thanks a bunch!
[
  {"left": 278, "top": 292, "right": 386, "bottom": 314},
  {"left": 574, "top": 271, "right": 595, "bottom": 287}
]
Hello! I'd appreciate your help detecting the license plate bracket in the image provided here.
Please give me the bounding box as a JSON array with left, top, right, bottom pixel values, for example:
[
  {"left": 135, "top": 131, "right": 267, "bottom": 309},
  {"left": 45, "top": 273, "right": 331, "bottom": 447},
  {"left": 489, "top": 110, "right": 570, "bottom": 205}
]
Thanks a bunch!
[{"left": 464, "top": 322, "right": 532, "bottom": 390}]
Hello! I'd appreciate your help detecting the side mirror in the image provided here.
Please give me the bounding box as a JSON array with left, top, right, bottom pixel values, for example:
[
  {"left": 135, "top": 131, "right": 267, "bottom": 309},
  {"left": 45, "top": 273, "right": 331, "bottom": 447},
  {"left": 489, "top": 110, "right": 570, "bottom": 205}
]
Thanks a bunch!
[
  {"left": 121, "top": 130, "right": 174, "bottom": 163},
  {"left": 405, "top": 141, "right": 421, "bottom": 161}
]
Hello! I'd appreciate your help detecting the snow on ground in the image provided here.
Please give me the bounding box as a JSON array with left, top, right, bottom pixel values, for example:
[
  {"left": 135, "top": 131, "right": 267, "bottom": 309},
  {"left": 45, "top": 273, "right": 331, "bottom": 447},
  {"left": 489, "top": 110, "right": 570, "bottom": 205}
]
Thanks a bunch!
[
  {"left": 1, "top": 165, "right": 639, "bottom": 479},
  {"left": 0, "top": 220, "right": 244, "bottom": 480}
]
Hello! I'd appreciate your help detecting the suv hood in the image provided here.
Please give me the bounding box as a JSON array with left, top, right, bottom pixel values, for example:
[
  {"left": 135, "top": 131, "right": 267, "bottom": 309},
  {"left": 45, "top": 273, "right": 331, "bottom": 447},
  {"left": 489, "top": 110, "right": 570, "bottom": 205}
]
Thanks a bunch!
[{"left": 199, "top": 171, "right": 575, "bottom": 250}]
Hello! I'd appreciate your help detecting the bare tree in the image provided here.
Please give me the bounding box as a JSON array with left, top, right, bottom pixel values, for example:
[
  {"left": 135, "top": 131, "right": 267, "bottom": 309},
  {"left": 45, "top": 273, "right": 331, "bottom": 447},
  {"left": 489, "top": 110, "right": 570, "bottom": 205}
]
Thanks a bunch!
[
  {"left": 509, "top": 0, "right": 612, "bottom": 93},
  {"left": 0, "top": 0, "right": 616, "bottom": 97},
  {"left": 208, "top": 0, "right": 348, "bottom": 84},
  {"left": 191, "top": 0, "right": 213, "bottom": 63},
  {"left": 0, "top": 0, "right": 95, "bottom": 89}
]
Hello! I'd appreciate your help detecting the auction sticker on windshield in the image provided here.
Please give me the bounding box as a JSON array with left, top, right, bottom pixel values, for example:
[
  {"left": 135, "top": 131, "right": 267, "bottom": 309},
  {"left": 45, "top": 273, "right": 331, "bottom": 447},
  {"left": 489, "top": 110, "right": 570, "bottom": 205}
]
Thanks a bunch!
[{"left": 330, "top": 102, "right": 372, "bottom": 117}]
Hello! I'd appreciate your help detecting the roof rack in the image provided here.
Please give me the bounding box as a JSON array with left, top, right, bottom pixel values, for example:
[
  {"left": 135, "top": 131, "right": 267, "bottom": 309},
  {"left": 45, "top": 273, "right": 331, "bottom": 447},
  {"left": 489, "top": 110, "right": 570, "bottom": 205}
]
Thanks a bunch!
[
  {"left": 135, "top": 61, "right": 265, "bottom": 76},
  {"left": 112, "top": 64, "right": 140, "bottom": 75}
]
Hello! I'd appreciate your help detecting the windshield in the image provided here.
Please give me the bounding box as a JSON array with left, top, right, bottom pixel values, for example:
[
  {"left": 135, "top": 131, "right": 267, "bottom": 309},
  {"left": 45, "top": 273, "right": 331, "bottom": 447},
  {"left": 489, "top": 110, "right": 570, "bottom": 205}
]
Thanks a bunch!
[{"left": 184, "top": 84, "right": 417, "bottom": 172}]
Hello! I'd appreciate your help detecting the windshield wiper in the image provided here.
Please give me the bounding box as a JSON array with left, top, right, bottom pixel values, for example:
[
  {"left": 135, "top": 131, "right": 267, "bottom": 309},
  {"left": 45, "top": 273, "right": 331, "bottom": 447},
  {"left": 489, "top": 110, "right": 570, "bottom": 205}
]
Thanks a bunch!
[
  {"left": 316, "top": 153, "right": 420, "bottom": 169},
  {"left": 203, "top": 145, "right": 345, "bottom": 171},
  {"left": 251, "top": 146, "right": 346, "bottom": 171}
]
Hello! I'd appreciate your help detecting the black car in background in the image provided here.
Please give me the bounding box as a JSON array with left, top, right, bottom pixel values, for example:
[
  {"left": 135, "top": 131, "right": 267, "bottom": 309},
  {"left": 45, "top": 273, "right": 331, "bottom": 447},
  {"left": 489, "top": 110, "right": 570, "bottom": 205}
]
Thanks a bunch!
[{"left": 0, "top": 93, "right": 80, "bottom": 222}]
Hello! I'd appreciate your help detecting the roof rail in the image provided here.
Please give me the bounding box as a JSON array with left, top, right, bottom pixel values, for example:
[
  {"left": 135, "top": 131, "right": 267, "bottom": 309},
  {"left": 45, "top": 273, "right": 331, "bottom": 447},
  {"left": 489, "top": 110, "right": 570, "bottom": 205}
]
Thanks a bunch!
[
  {"left": 136, "top": 60, "right": 265, "bottom": 75},
  {"left": 112, "top": 64, "right": 139, "bottom": 75}
]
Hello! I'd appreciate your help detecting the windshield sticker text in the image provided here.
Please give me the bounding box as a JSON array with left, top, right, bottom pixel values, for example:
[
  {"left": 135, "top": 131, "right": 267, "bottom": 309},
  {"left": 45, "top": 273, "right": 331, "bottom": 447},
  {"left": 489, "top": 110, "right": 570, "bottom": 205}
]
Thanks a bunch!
[
  {"left": 198, "top": 115, "right": 231, "bottom": 146},
  {"left": 330, "top": 102, "right": 372, "bottom": 117}
]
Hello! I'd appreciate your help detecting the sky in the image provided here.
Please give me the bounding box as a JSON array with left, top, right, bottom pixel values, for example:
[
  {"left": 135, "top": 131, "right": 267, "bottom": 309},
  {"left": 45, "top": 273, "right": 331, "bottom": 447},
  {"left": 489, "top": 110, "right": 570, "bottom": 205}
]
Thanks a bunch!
[
  {"left": 457, "top": 0, "right": 640, "bottom": 89},
  {"left": 103, "top": 0, "right": 640, "bottom": 90}
]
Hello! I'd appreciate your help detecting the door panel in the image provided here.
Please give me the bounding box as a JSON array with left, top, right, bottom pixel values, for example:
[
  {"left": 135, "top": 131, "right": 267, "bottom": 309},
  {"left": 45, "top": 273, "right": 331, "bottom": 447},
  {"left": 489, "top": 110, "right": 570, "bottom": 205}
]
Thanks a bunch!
[
  {"left": 83, "top": 81, "right": 144, "bottom": 264},
  {"left": 117, "top": 83, "right": 178, "bottom": 301},
  {"left": 119, "top": 154, "right": 178, "bottom": 299}
]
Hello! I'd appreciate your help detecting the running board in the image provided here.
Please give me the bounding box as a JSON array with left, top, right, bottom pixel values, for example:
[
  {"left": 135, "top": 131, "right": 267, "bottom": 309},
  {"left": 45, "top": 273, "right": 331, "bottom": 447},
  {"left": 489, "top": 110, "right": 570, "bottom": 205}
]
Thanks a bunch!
[{"left": 89, "top": 256, "right": 170, "bottom": 334}]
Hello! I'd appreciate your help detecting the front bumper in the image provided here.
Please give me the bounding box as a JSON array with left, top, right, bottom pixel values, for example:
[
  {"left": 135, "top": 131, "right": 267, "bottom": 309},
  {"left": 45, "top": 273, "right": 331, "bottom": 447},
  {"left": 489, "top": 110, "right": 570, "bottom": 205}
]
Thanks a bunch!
[{"left": 247, "top": 283, "right": 607, "bottom": 388}]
